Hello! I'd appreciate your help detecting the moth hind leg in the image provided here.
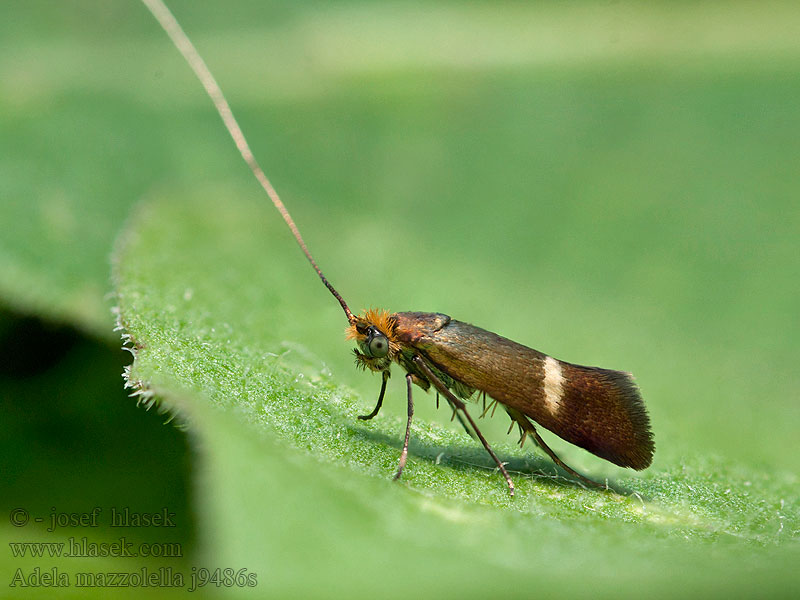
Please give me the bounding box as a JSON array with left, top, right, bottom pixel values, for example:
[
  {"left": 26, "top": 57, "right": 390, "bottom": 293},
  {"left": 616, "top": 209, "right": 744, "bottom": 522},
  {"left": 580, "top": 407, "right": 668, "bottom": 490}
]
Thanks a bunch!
[{"left": 504, "top": 407, "right": 605, "bottom": 489}]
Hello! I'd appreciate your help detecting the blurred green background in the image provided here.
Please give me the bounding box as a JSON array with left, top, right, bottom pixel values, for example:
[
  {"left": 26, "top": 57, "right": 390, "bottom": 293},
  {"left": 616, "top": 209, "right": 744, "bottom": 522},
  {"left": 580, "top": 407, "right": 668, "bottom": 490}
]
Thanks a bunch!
[{"left": 1, "top": 1, "right": 798, "bottom": 598}]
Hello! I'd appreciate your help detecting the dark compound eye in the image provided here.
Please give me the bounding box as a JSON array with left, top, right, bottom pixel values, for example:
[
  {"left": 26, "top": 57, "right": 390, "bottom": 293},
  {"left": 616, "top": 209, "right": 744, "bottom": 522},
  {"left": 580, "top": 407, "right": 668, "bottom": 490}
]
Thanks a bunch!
[{"left": 365, "top": 327, "right": 389, "bottom": 358}]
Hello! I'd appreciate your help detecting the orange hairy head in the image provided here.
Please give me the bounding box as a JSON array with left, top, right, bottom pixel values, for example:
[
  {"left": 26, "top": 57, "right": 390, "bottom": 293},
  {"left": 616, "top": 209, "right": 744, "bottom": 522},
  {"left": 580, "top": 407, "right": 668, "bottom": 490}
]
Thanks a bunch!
[{"left": 345, "top": 308, "right": 398, "bottom": 343}]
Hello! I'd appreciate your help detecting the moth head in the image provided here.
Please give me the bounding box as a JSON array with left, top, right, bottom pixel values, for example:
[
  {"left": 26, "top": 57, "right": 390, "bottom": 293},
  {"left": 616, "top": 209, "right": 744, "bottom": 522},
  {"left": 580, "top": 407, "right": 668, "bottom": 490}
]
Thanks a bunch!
[{"left": 346, "top": 309, "right": 399, "bottom": 372}]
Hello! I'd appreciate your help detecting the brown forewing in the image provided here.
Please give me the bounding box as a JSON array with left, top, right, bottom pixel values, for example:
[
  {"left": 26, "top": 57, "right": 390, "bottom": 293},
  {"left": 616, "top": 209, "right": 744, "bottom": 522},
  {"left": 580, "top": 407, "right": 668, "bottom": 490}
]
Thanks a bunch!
[{"left": 392, "top": 312, "right": 654, "bottom": 470}]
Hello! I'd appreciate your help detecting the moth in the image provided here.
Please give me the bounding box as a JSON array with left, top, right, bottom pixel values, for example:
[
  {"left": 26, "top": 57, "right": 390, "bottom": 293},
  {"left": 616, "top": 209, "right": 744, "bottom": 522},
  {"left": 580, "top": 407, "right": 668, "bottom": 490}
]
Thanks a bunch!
[
  {"left": 143, "top": 0, "right": 654, "bottom": 495},
  {"left": 345, "top": 309, "right": 653, "bottom": 493}
]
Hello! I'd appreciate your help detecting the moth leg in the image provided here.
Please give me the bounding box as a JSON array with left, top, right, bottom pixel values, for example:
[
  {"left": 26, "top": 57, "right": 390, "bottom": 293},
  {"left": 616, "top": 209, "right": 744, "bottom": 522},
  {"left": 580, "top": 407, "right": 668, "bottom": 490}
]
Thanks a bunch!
[
  {"left": 506, "top": 408, "right": 604, "bottom": 489},
  {"left": 412, "top": 355, "right": 515, "bottom": 497},
  {"left": 358, "top": 370, "right": 389, "bottom": 420},
  {"left": 445, "top": 397, "right": 479, "bottom": 441},
  {"left": 393, "top": 373, "right": 415, "bottom": 481}
]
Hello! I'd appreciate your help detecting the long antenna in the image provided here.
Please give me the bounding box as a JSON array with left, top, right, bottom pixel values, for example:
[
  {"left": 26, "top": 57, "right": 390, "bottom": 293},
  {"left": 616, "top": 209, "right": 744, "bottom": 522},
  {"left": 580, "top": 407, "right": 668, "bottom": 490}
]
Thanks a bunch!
[{"left": 140, "top": 0, "right": 355, "bottom": 324}]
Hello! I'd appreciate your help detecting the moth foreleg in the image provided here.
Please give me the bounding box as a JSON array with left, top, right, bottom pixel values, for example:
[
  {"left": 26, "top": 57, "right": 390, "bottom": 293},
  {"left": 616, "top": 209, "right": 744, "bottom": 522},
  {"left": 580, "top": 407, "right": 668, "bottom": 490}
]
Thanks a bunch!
[
  {"left": 358, "top": 370, "right": 389, "bottom": 421},
  {"left": 411, "top": 355, "right": 515, "bottom": 497},
  {"left": 393, "top": 373, "right": 415, "bottom": 481}
]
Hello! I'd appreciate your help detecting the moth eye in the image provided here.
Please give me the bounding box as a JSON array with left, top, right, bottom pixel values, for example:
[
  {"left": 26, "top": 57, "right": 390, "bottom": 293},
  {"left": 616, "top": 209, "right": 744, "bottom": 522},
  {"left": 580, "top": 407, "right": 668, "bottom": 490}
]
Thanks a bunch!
[{"left": 366, "top": 328, "right": 389, "bottom": 358}]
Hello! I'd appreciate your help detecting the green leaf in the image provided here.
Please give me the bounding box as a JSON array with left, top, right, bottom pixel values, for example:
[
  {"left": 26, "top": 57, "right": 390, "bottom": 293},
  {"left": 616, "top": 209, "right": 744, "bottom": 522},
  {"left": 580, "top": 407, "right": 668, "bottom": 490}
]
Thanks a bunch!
[
  {"left": 3, "top": 1, "right": 799, "bottom": 596},
  {"left": 113, "top": 188, "right": 798, "bottom": 597}
]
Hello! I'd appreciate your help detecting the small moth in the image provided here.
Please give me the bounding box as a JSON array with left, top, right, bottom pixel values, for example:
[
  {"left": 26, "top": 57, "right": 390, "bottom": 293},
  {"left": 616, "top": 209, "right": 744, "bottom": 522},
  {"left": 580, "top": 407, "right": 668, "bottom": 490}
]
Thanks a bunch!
[
  {"left": 143, "top": 0, "right": 654, "bottom": 495},
  {"left": 345, "top": 310, "right": 653, "bottom": 493}
]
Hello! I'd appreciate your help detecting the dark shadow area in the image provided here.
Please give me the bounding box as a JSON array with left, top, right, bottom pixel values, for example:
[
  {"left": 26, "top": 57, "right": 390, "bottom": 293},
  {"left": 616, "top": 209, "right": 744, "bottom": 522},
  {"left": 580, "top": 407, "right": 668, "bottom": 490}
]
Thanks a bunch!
[
  {"left": 349, "top": 420, "right": 638, "bottom": 496},
  {"left": 0, "top": 307, "right": 197, "bottom": 549},
  {"left": 0, "top": 310, "right": 80, "bottom": 377}
]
